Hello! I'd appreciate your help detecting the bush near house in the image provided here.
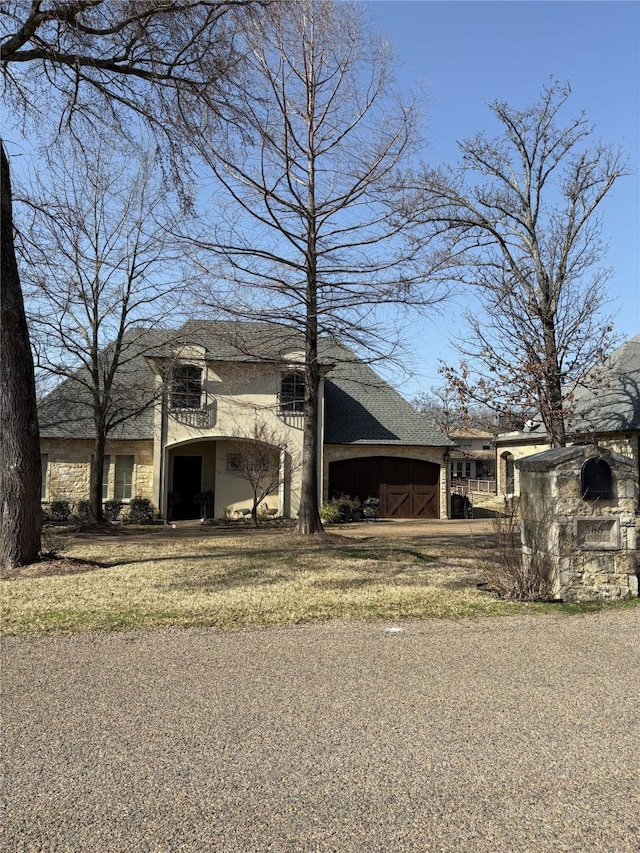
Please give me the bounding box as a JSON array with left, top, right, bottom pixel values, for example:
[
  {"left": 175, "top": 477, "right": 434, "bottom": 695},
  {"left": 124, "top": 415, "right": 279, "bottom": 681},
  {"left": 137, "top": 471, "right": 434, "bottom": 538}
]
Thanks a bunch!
[
  {"left": 103, "top": 501, "right": 123, "bottom": 523},
  {"left": 126, "top": 497, "right": 155, "bottom": 524}
]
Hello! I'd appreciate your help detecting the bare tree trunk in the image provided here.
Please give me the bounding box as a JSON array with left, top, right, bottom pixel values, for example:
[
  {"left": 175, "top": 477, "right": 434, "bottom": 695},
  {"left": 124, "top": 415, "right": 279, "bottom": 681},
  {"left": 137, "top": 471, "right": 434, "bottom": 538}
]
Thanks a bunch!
[
  {"left": 90, "top": 430, "right": 107, "bottom": 522},
  {"left": 0, "top": 143, "right": 42, "bottom": 567},
  {"left": 542, "top": 316, "right": 566, "bottom": 448},
  {"left": 296, "top": 261, "right": 323, "bottom": 534},
  {"left": 297, "top": 374, "right": 322, "bottom": 533}
]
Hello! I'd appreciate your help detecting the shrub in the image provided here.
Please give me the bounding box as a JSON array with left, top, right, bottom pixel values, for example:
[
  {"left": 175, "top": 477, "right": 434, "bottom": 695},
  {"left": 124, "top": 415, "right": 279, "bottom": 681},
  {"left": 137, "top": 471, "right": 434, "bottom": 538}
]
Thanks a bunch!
[
  {"left": 362, "top": 497, "right": 380, "bottom": 519},
  {"left": 127, "top": 496, "right": 154, "bottom": 524},
  {"left": 320, "top": 501, "right": 341, "bottom": 524},
  {"left": 49, "top": 500, "right": 71, "bottom": 524},
  {"left": 75, "top": 500, "right": 93, "bottom": 523},
  {"left": 320, "top": 495, "right": 362, "bottom": 523},
  {"left": 103, "top": 500, "right": 123, "bottom": 523},
  {"left": 481, "top": 499, "right": 555, "bottom": 601}
]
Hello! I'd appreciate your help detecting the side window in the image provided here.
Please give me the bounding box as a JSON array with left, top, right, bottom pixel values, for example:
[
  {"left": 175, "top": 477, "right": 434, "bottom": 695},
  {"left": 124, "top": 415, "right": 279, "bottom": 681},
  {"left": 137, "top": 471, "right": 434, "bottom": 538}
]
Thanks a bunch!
[
  {"left": 115, "top": 455, "right": 134, "bottom": 501},
  {"left": 171, "top": 364, "right": 202, "bottom": 410},
  {"left": 102, "top": 456, "right": 111, "bottom": 501},
  {"left": 280, "top": 371, "right": 305, "bottom": 413},
  {"left": 41, "top": 454, "right": 48, "bottom": 501}
]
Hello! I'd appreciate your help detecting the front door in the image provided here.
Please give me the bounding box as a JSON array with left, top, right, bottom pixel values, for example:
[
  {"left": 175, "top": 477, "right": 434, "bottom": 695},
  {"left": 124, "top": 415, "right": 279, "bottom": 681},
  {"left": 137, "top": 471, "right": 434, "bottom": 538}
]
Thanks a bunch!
[{"left": 171, "top": 456, "right": 202, "bottom": 520}]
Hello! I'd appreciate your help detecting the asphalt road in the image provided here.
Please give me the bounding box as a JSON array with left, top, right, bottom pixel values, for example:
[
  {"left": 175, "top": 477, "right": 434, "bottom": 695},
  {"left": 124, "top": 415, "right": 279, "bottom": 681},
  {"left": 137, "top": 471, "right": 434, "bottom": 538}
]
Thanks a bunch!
[{"left": 2, "top": 610, "right": 639, "bottom": 852}]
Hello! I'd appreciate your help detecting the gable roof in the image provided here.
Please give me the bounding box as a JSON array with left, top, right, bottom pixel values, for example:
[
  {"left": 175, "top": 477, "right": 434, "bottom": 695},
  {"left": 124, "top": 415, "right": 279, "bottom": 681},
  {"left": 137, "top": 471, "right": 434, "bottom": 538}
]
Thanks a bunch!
[
  {"left": 38, "top": 321, "right": 452, "bottom": 447},
  {"left": 496, "top": 333, "right": 640, "bottom": 445},
  {"left": 323, "top": 346, "right": 453, "bottom": 446},
  {"left": 568, "top": 334, "right": 640, "bottom": 434}
]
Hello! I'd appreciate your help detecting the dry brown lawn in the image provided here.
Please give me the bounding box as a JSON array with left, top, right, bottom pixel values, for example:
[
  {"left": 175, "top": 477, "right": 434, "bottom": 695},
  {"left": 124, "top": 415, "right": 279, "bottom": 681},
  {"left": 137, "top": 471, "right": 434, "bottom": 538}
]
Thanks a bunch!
[{"left": 1, "top": 525, "right": 634, "bottom": 635}]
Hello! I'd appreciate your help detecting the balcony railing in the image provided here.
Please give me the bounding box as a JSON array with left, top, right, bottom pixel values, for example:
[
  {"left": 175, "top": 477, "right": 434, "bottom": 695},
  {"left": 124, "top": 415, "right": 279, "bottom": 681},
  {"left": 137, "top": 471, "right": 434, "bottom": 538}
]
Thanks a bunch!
[
  {"left": 169, "top": 393, "right": 217, "bottom": 429},
  {"left": 450, "top": 478, "right": 497, "bottom": 496}
]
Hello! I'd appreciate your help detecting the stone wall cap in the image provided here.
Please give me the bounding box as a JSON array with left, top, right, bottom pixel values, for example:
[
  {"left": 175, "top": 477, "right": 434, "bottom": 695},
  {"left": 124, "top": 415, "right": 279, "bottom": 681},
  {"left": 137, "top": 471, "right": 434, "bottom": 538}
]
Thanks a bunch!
[{"left": 515, "top": 444, "right": 635, "bottom": 473}]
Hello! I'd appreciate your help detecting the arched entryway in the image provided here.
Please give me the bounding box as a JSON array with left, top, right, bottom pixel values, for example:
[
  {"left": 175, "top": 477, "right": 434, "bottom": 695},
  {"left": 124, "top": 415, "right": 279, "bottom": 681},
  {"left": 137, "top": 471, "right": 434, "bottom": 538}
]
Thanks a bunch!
[{"left": 328, "top": 456, "right": 440, "bottom": 519}]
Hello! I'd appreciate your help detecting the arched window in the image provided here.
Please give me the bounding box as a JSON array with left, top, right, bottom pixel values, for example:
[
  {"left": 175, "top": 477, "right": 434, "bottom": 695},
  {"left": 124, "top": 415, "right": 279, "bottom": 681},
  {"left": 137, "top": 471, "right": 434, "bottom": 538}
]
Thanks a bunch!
[
  {"left": 171, "top": 364, "right": 202, "bottom": 410},
  {"left": 581, "top": 457, "right": 612, "bottom": 500},
  {"left": 280, "top": 371, "right": 305, "bottom": 413}
]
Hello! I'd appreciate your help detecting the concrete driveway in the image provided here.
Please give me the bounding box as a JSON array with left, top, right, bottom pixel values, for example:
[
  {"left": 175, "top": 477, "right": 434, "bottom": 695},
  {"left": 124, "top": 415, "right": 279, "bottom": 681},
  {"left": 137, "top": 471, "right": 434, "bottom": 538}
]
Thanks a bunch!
[{"left": 2, "top": 610, "right": 639, "bottom": 852}]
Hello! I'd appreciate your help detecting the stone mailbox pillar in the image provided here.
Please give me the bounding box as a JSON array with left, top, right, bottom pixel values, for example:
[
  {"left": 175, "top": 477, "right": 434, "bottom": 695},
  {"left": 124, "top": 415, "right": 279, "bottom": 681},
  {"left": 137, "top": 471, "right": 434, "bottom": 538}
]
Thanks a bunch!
[{"left": 515, "top": 445, "right": 638, "bottom": 602}]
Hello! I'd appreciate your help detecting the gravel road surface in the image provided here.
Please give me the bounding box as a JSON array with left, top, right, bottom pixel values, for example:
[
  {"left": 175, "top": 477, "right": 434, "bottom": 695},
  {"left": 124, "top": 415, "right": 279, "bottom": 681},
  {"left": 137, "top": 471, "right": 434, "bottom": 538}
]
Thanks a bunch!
[{"left": 2, "top": 610, "right": 639, "bottom": 852}]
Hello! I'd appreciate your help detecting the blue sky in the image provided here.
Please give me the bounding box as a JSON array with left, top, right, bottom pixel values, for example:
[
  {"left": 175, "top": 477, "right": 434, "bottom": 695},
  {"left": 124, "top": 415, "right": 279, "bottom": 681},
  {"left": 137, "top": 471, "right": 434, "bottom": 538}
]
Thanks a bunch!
[{"left": 366, "top": 0, "right": 640, "bottom": 398}]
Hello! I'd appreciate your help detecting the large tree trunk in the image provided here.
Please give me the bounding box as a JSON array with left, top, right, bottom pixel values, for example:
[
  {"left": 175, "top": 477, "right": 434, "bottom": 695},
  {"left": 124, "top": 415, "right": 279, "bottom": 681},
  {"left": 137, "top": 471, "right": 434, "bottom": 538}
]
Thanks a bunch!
[
  {"left": 0, "top": 143, "right": 42, "bottom": 567},
  {"left": 296, "top": 372, "right": 323, "bottom": 534},
  {"left": 296, "top": 263, "right": 323, "bottom": 534},
  {"left": 90, "top": 429, "right": 107, "bottom": 522}
]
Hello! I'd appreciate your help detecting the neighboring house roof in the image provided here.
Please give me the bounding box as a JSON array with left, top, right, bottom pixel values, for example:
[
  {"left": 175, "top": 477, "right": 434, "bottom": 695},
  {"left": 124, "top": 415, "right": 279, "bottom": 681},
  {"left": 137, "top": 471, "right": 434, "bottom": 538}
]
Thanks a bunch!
[
  {"left": 39, "top": 321, "right": 452, "bottom": 447},
  {"left": 568, "top": 334, "right": 640, "bottom": 434},
  {"left": 449, "top": 427, "right": 494, "bottom": 440},
  {"left": 496, "top": 334, "right": 640, "bottom": 446}
]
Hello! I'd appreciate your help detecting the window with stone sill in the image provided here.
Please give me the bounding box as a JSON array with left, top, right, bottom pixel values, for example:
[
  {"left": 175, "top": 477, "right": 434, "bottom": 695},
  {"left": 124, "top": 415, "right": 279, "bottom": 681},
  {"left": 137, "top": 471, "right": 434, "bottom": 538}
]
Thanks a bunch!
[
  {"left": 102, "top": 456, "right": 110, "bottom": 500},
  {"left": 41, "top": 454, "right": 48, "bottom": 501},
  {"left": 115, "top": 455, "right": 134, "bottom": 501}
]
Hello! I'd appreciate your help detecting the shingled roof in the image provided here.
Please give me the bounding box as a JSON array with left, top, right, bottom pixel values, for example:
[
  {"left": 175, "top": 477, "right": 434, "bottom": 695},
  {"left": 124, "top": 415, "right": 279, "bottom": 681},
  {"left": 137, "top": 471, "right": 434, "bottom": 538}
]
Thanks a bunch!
[
  {"left": 568, "top": 334, "right": 640, "bottom": 434},
  {"left": 39, "top": 321, "right": 451, "bottom": 447},
  {"left": 323, "top": 346, "right": 453, "bottom": 446},
  {"left": 496, "top": 333, "right": 640, "bottom": 445}
]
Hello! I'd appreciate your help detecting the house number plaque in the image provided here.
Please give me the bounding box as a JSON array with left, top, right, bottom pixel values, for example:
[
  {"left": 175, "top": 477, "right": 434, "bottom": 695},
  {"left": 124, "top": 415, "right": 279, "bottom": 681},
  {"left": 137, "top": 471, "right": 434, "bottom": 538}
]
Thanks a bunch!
[{"left": 574, "top": 518, "right": 619, "bottom": 550}]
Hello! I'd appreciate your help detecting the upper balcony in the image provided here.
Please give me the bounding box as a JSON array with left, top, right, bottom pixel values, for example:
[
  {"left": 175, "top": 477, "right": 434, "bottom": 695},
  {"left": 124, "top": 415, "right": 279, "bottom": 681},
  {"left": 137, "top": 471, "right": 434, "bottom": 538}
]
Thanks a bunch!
[{"left": 169, "top": 390, "right": 217, "bottom": 429}]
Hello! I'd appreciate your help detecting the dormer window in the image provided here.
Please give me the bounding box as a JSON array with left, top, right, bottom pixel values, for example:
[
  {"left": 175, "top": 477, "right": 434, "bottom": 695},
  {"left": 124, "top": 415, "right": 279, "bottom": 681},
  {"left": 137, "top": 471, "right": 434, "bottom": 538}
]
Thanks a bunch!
[
  {"left": 280, "top": 371, "right": 305, "bottom": 413},
  {"left": 171, "top": 364, "right": 202, "bottom": 410},
  {"left": 581, "top": 457, "right": 612, "bottom": 500}
]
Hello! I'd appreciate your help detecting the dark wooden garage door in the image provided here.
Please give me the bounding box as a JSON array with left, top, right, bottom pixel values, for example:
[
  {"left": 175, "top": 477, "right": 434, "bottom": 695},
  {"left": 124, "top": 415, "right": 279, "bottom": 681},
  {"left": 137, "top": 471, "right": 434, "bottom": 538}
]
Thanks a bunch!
[{"left": 328, "top": 456, "right": 440, "bottom": 519}]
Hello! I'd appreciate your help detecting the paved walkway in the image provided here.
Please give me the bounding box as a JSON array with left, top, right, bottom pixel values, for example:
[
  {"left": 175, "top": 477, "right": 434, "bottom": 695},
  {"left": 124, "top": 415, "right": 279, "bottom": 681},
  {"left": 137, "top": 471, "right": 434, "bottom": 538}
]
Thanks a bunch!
[{"left": 3, "top": 610, "right": 639, "bottom": 852}]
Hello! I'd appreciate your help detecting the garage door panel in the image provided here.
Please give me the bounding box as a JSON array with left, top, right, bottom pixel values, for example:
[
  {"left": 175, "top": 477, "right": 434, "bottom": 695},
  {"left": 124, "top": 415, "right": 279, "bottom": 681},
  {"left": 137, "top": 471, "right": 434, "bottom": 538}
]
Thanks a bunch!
[
  {"left": 383, "top": 485, "right": 413, "bottom": 518},
  {"left": 329, "top": 456, "right": 440, "bottom": 519},
  {"left": 412, "top": 487, "right": 436, "bottom": 518}
]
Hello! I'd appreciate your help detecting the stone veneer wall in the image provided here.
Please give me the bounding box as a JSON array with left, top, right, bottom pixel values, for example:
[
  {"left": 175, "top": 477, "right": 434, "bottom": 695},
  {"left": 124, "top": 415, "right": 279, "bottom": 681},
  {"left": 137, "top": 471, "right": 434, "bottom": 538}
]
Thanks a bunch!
[
  {"left": 41, "top": 439, "right": 154, "bottom": 507},
  {"left": 517, "top": 445, "right": 638, "bottom": 602}
]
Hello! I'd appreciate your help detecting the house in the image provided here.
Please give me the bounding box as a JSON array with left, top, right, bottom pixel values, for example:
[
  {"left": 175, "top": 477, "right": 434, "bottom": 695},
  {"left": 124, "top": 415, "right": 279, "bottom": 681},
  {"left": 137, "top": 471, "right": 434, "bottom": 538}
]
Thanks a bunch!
[
  {"left": 494, "top": 334, "right": 640, "bottom": 496},
  {"left": 448, "top": 427, "right": 495, "bottom": 482},
  {"left": 39, "top": 321, "right": 455, "bottom": 520}
]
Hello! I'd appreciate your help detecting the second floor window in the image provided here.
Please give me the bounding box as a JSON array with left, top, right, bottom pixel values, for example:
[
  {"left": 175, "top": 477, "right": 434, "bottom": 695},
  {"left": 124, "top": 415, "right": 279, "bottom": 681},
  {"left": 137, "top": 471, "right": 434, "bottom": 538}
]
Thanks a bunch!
[
  {"left": 280, "top": 371, "right": 305, "bottom": 413},
  {"left": 171, "top": 364, "right": 202, "bottom": 410}
]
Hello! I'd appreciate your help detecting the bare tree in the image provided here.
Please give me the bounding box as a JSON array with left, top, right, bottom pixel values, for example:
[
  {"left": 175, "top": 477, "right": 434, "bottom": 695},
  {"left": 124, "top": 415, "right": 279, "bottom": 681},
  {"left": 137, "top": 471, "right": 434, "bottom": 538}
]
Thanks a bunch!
[
  {"left": 0, "top": 0, "right": 259, "bottom": 566},
  {"left": 183, "top": 0, "right": 449, "bottom": 533},
  {"left": 423, "top": 82, "right": 628, "bottom": 447},
  {"left": 1, "top": 145, "right": 41, "bottom": 566},
  {"left": 19, "top": 136, "right": 190, "bottom": 521},
  {"left": 413, "top": 385, "right": 505, "bottom": 438},
  {"left": 228, "top": 418, "right": 300, "bottom": 527}
]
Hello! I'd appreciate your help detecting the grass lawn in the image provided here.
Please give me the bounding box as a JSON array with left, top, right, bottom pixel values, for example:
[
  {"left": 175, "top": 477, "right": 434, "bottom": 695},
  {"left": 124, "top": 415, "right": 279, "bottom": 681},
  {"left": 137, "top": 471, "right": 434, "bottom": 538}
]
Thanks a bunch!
[{"left": 2, "top": 526, "right": 636, "bottom": 636}]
